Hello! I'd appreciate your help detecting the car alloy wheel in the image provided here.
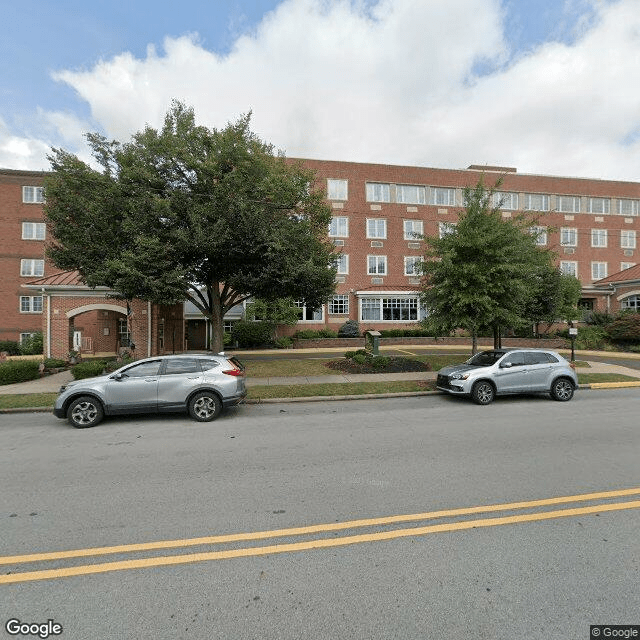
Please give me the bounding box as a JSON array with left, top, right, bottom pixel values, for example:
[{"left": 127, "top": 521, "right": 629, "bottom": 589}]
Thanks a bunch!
[
  {"left": 188, "top": 391, "right": 222, "bottom": 422},
  {"left": 551, "top": 378, "right": 574, "bottom": 402},
  {"left": 472, "top": 381, "right": 495, "bottom": 405},
  {"left": 68, "top": 396, "right": 104, "bottom": 428}
]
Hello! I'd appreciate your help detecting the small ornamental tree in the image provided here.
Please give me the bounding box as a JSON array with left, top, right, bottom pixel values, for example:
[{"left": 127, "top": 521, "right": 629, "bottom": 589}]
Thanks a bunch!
[{"left": 44, "top": 102, "right": 337, "bottom": 352}]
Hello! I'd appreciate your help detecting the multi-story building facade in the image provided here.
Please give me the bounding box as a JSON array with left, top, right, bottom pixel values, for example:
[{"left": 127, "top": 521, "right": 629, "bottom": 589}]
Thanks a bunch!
[{"left": 2, "top": 161, "right": 639, "bottom": 353}]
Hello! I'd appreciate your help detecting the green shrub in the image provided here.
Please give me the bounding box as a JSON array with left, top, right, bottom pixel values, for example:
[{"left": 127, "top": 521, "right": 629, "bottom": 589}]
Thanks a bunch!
[
  {"left": 20, "top": 331, "right": 43, "bottom": 355},
  {"left": 0, "top": 340, "right": 21, "bottom": 356},
  {"left": 352, "top": 353, "right": 367, "bottom": 365},
  {"left": 0, "top": 360, "right": 40, "bottom": 385},
  {"left": 294, "top": 329, "right": 322, "bottom": 340},
  {"left": 371, "top": 356, "right": 390, "bottom": 368},
  {"left": 344, "top": 351, "right": 357, "bottom": 359},
  {"left": 338, "top": 320, "right": 360, "bottom": 338},
  {"left": 231, "top": 321, "right": 275, "bottom": 348},
  {"left": 43, "top": 358, "right": 67, "bottom": 369},
  {"left": 223, "top": 332, "right": 232, "bottom": 347},
  {"left": 104, "top": 357, "right": 134, "bottom": 373},
  {"left": 318, "top": 328, "right": 338, "bottom": 338},
  {"left": 71, "top": 361, "right": 107, "bottom": 380},
  {"left": 573, "top": 325, "right": 608, "bottom": 350},
  {"left": 274, "top": 336, "right": 294, "bottom": 349},
  {"left": 606, "top": 313, "right": 640, "bottom": 344}
]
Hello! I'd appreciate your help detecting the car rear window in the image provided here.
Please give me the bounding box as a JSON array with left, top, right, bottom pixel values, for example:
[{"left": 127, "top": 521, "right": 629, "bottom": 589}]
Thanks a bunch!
[
  {"left": 199, "top": 359, "right": 221, "bottom": 371},
  {"left": 163, "top": 358, "right": 201, "bottom": 375}
]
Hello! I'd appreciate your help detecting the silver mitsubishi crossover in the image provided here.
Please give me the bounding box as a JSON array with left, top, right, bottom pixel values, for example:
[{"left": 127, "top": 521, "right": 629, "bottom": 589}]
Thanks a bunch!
[
  {"left": 53, "top": 353, "right": 246, "bottom": 428},
  {"left": 436, "top": 348, "right": 578, "bottom": 405}
]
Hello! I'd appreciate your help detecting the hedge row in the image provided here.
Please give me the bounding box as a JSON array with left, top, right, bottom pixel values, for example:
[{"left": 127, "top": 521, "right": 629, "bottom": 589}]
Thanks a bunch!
[{"left": 0, "top": 361, "right": 41, "bottom": 385}]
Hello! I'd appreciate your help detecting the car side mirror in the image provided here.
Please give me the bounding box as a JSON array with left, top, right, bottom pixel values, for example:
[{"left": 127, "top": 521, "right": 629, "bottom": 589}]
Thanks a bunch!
[
  {"left": 111, "top": 372, "right": 125, "bottom": 381},
  {"left": 500, "top": 362, "right": 512, "bottom": 369}
]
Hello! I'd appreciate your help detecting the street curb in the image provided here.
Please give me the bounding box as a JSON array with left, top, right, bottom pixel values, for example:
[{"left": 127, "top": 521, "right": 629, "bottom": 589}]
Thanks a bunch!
[{"left": 2, "top": 382, "right": 639, "bottom": 414}]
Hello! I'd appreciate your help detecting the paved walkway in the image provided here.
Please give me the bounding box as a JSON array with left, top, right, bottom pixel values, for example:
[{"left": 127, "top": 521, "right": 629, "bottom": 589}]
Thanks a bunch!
[{"left": 1, "top": 357, "right": 640, "bottom": 395}]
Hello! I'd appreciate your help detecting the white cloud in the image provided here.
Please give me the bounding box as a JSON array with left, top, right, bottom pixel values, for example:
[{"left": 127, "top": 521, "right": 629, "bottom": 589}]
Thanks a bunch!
[
  {"left": 0, "top": 117, "right": 51, "bottom": 171},
  {"left": 7, "top": 0, "right": 640, "bottom": 180}
]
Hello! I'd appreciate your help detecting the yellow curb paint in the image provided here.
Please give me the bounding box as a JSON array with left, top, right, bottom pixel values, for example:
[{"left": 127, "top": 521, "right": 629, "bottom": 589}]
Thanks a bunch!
[
  {"left": 589, "top": 382, "right": 640, "bottom": 389},
  {"left": 2, "top": 487, "right": 640, "bottom": 566},
  {"left": 1, "top": 500, "right": 639, "bottom": 585}
]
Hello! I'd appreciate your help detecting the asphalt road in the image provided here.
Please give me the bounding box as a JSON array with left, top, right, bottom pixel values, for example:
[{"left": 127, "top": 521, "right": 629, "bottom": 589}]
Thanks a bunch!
[{"left": 1, "top": 390, "right": 639, "bottom": 639}]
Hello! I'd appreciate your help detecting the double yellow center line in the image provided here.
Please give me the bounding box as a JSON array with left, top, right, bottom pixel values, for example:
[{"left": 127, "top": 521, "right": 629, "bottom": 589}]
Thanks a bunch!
[{"left": 2, "top": 487, "right": 639, "bottom": 584}]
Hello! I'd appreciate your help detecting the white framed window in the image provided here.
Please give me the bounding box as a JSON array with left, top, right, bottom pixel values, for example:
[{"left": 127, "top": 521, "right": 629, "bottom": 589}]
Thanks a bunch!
[
  {"left": 621, "top": 262, "right": 636, "bottom": 271},
  {"left": 294, "top": 300, "right": 324, "bottom": 321},
  {"left": 367, "top": 255, "right": 387, "bottom": 275},
  {"left": 360, "top": 296, "right": 419, "bottom": 321},
  {"left": 621, "top": 295, "right": 640, "bottom": 311},
  {"left": 591, "top": 262, "right": 607, "bottom": 280},
  {"left": 560, "top": 227, "right": 577, "bottom": 247},
  {"left": 22, "top": 222, "right": 46, "bottom": 240},
  {"left": 334, "top": 253, "right": 349, "bottom": 275},
  {"left": 588, "top": 198, "right": 610, "bottom": 214},
  {"left": 621, "top": 230, "right": 636, "bottom": 249},
  {"left": 20, "top": 259, "right": 44, "bottom": 277},
  {"left": 591, "top": 229, "right": 608, "bottom": 248},
  {"left": 366, "top": 218, "right": 387, "bottom": 239},
  {"left": 329, "top": 295, "right": 349, "bottom": 315},
  {"left": 617, "top": 199, "right": 639, "bottom": 216},
  {"left": 404, "top": 220, "right": 424, "bottom": 240},
  {"left": 327, "top": 179, "right": 348, "bottom": 201},
  {"left": 365, "top": 182, "right": 390, "bottom": 203},
  {"left": 529, "top": 226, "right": 547, "bottom": 246},
  {"left": 524, "top": 194, "right": 550, "bottom": 211},
  {"left": 20, "top": 332, "right": 38, "bottom": 343},
  {"left": 556, "top": 196, "right": 580, "bottom": 213},
  {"left": 396, "top": 184, "right": 426, "bottom": 205},
  {"left": 20, "top": 296, "right": 43, "bottom": 313},
  {"left": 22, "top": 186, "right": 44, "bottom": 203},
  {"left": 404, "top": 256, "right": 421, "bottom": 276},
  {"left": 493, "top": 192, "right": 519, "bottom": 210},
  {"left": 431, "top": 187, "right": 455, "bottom": 206},
  {"left": 560, "top": 261, "right": 578, "bottom": 277},
  {"left": 439, "top": 222, "right": 456, "bottom": 238},
  {"left": 329, "top": 216, "right": 349, "bottom": 237}
]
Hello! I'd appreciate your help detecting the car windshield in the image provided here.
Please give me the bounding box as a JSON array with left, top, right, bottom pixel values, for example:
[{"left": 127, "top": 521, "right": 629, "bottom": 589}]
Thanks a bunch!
[{"left": 466, "top": 351, "right": 506, "bottom": 367}]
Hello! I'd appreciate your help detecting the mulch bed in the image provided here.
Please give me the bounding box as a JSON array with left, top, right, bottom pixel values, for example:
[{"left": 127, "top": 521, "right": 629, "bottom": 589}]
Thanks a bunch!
[{"left": 324, "top": 357, "right": 433, "bottom": 374}]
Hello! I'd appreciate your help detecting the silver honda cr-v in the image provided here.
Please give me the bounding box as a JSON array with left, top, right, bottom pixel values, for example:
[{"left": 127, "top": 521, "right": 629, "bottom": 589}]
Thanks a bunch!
[{"left": 436, "top": 348, "right": 578, "bottom": 405}]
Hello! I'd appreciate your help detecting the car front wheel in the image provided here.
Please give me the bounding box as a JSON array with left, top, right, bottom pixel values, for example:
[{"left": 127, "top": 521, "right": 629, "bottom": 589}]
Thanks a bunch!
[
  {"left": 471, "top": 381, "right": 495, "bottom": 405},
  {"left": 67, "top": 396, "right": 104, "bottom": 428},
  {"left": 551, "top": 378, "right": 574, "bottom": 402},
  {"left": 188, "top": 391, "right": 222, "bottom": 422}
]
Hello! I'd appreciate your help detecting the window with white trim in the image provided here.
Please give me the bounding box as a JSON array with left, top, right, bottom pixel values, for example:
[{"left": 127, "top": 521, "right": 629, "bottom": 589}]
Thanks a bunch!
[
  {"left": 327, "top": 179, "right": 348, "bottom": 200},
  {"left": 621, "top": 262, "right": 636, "bottom": 271},
  {"left": 22, "top": 186, "right": 44, "bottom": 203},
  {"left": 588, "top": 198, "right": 610, "bottom": 214},
  {"left": 360, "top": 297, "right": 419, "bottom": 321},
  {"left": 20, "top": 296, "right": 43, "bottom": 313},
  {"left": 556, "top": 196, "right": 580, "bottom": 213},
  {"left": 365, "top": 182, "right": 390, "bottom": 203},
  {"left": 529, "top": 226, "right": 547, "bottom": 246},
  {"left": 404, "top": 220, "right": 423, "bottom": 240},
  {"left": 621, "top": 229, "right": 636, "bottom": 249},
  {"left": 367, "top": 255, "right": 387, "bottom": 275},
  {"left": 329, "top": 216, "right": 348, "bottom": 237},
  {"left": 591, "top": 262, "right": 607, "bottom": 280},
  {"left": 617, "top": 199, "right": 639, "bottom": 216},
  {"left": 591, "top": 229, "right": 607, "bottom": 248},
  {"left": 431, "top": 187, "right": 455, "bottom": 206},
  {"left": 560, "top": 261, "right": 578, "bottom": 277},
  {"left": 493, "top": 192, "right": 519, "bottom": 210},
  {"left": 22, "top": 222, "right": 46, "bottom": 240},
  {"left": 366, "top": 218, "right": 387, "bottom": 239},
  {"left": 396, "top": 184, "right": 426, "bottom": 205},
  {"left": 329, "top": 295, "right": 349, "bottom": 314},
  {"left": 560, "top": 227, "right": 577, "bottom": 247},
  {"left": 439, "top": 222, "right": 456, "bottom": 238},
  {"left": 621, "top": 295, "right": 640, "bottom": 311},
  {"left": 20, "top": 259, "right": 44, "bottom": 277},
  {"left": 20, "top": 332, "right": 38, "bottom": 343},
  {"left": 294, "top": 300, "right": 323, "bottom": 321},
  {"left": 404, "top": 256, "right": 421, "bottom": 276},
  {"left": 524, "top": 194, "right": 550, "bottom": 211},
  {"left": 334, "top": 254, "right": 349, "bottom": 274}
]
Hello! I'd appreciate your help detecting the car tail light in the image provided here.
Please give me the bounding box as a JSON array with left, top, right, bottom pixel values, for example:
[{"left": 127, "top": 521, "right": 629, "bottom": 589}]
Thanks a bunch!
[{"left": 223, "top": 364, "right": 245, "bottom": 377}]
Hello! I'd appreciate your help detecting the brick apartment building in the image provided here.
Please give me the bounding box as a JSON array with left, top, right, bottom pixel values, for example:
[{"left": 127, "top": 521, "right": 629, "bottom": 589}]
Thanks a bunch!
[{"left": 1, "top": 161, "right": 639, "bottom": 357}]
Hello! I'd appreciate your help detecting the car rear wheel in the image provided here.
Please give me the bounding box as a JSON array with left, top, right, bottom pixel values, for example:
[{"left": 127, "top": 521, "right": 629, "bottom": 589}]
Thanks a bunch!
[
  {"left": 188, "top": 391, "right": 222, "bottom": 422},
  {"left": 67, "top": 396, "right": 104, "bottom": 428},
  {"left": 471, "top": 381, "right": 495, "bottom": 405},
  {"left": 551, "top": 378, "right": 574, "bottom": 402}
]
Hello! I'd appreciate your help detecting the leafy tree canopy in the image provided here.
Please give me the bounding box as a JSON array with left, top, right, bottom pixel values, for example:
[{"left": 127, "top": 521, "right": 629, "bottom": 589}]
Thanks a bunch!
[
  {"left": 44, "top": 101, "right": 337, "bottom": 351},
  {"left": 419, "top": 178, "right": 563, "bottom": 352}
]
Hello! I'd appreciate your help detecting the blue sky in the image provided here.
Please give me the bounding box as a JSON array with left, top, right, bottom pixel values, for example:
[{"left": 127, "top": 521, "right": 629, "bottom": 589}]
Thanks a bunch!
[{"left": 2, "top": 0, "right": 638, "bottom": 180}]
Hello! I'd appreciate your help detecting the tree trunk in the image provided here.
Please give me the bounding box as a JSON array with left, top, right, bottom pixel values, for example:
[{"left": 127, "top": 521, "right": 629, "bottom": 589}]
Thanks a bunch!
[
  {"left": 493, "top": 325, "right": 502, "bottom": 349},
  {"left": 471, "top": 329, "right": 478, "bottom": 355},
  {"left": 208, "top": 290, "right": 225, "bottom": 353}
]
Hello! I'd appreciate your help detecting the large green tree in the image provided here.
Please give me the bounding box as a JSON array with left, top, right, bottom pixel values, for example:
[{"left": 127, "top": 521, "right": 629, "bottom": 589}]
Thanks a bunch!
[
  {"left": 44, "top": 102, "right": 337, "bottom": 352},
  {"left": 419, "top": 179, "right": 559, "bottom": 353}
]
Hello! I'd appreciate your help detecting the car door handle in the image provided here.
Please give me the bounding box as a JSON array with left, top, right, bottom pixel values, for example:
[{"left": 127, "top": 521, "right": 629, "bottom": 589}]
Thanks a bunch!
[
  {"left": 186, "top": 376, "right": 200, "bottom": 380},
  {"left": 144, "top": 378, "right": 157, "bottom": 382}
]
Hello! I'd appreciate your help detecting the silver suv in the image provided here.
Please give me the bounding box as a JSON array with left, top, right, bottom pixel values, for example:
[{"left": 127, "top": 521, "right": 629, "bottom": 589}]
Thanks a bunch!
[
  {"left": 436, "top": 348, "right": 578, "bottom": 405},
  {"left": 53, "top": 353, "right": 246, "bottom": 428}
]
